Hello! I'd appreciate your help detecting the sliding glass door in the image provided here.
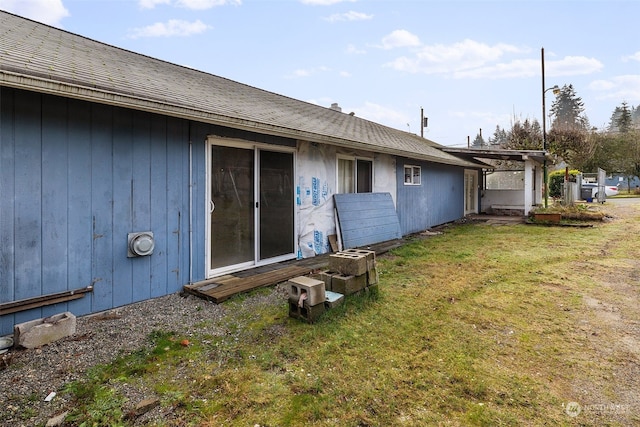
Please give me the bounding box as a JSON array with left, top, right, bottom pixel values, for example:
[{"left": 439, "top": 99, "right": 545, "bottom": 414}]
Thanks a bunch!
[{"left": 208, "top": 142, "right": 294, "bottom": 275}]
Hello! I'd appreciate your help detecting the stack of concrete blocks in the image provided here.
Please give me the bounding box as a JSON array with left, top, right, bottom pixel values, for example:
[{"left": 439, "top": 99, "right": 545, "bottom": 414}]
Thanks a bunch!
[
  {"left": 288, "top": 276, "right": 327, "bottom": 323},
  {"left": 320, "top": 248, "right": 378, "bottom": 296}
]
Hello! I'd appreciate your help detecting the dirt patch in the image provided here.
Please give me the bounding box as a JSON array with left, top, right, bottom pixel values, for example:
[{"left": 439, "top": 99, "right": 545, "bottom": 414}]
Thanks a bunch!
[{"left": 564, "top": 203, "right": 640, "bottom": 424}]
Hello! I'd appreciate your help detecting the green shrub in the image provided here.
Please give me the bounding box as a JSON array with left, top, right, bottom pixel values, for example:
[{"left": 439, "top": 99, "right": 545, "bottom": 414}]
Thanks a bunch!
[{"left": 548, "top": 169, "right": 580, "bottom": 197}]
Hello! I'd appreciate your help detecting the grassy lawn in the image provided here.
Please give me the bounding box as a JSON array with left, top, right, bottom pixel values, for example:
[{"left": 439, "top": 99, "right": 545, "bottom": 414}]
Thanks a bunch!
[{"left": 63, "top": 203, "right": 640, "bottom": 426}]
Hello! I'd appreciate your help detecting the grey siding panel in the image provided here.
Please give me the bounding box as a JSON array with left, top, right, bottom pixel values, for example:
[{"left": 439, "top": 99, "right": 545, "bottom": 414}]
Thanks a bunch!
[
  {"left": 334, "top": 192, "right": 401, "bottom": 248},
  {"left": 396, "top": 158, "right": 464, "bottom": 235}
]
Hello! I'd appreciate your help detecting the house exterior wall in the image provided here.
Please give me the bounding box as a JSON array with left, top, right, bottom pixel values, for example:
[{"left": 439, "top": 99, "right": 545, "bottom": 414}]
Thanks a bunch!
[
  {"left": 295, "top": 142, "right": 396, "bottom": 257},
  {"left": 396, "top": 158, "right": 465, "bottom": 235},
  {"left": 0, "top": 87, "right": 296, "bottom": 335}
]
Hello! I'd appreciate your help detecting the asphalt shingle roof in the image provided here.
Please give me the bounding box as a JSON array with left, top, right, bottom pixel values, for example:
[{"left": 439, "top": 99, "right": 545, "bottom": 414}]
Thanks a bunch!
[{"left": 0, "top": 11, "right": 478, "bottom": 167}]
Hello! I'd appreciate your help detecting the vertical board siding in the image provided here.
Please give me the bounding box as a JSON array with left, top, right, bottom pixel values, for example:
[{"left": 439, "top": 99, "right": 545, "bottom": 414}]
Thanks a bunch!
[
  {"left": 0, "top": 88, "right": 192, "bottom": 335},
  {"left": 91, "top": 102, "right": 115, "bottom": 313},
  {"left": 0, "top": 87, "right": 300, "bottom": 335},
  {"left": 396, "top": 158, "right": 465, "bottom": 235},
  {"left": 0, "top": 88, "right": 16, "bottom": 334},
  {"left": 66, "top": 99, "right": 93, "bottom": 317},
  {"left": 334, "top": 192, "right": 402, "bottom": 248},
  {"left": 41, "top": 93, "right": 70, "bottom": 319}
]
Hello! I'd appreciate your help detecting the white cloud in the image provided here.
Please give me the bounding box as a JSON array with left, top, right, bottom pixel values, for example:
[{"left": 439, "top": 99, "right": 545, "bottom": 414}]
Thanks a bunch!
[
  {"left": 128, "top": 19, "right": 212, "bottom": 38},
  {"left": 352, "top": 102, "right": 412, "bottom": 130},
  {"left": 176, "top": 0, "right": 240, "bottom": 10},
  {"left": 346, "top": 44, "right": 366, "bottom": 55},
  {"left": 386, "top": 39, "right": 523, "bottom": 74},
  {"left": 138, "top": 0, "right": 240, "bottom": 9},
  {"left": 324, "top": 11, "right": 372, "bottom": 22},
  {"left": 0, "top": 0, "right": 69, "bottom": 26},
  {"left": 380, "top": 30, "right": 421, "bottom": 50},
  {"left": 286, "top": 66, "right": 332, "bottom": 79},
  {"left": 589, "top": 75, "right": 640, "bottom": 102},
  {"left": 300, "top": 0, "right": 356, "bottom": 5},
  {"left": 139, "top": 0, "right": 171, "bottom": 9},
  {"left": 622, "top": 52, "right": 640, "bottom": 62}
]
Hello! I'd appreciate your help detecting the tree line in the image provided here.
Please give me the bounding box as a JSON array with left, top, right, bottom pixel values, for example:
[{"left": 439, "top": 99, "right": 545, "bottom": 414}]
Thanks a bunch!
[{"left": 471, "top": 84, "right": 640, "bottom": 184}]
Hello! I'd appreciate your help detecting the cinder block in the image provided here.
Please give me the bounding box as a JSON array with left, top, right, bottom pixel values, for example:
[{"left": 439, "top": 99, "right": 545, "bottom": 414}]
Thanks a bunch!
[
  {"left": 314, "top": 271, "right": 336, "bottom": 292},
  {"left": 288, "top": 276, "right": 325, "bottom": 307},
  {"left": 324, "top": 290, "right": 344, "bottom": 309},
  {"left": 367, "top": 265, "right": 379, "bottom": 285},
  {"left": 341, "top": 248, "right": 376, "bottom": 262},
  {"left": 14, "top": 312, "right": 76, "bottom": 349},
  {"left": 331, "top": 273, "right": 367, "bottom": 296},
  {"left": 329, "top": 252, "right": 369, "bottom": 276},
  {"left": 289, "top": 301, "right": 326, "bottom": 323}
]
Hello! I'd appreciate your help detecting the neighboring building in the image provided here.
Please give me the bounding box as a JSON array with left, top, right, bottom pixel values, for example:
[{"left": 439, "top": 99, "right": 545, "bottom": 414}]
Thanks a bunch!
[{"left": 0, "top": 11, "right": 482, "bottom": 335}]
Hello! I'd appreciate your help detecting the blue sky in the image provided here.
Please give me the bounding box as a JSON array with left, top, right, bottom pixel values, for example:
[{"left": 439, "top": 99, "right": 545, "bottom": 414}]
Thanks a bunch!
[{"left": 1, "top": 0, "right": 639, "bottom": 147}]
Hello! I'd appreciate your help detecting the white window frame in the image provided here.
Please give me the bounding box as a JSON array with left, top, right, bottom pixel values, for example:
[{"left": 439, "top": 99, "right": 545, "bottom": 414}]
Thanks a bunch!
[
  {"left": 404, "top": 165, "right": 421, "bottom": 185},
  {"left": 337, "top": 155, "right": 373, "bottom": 193}
]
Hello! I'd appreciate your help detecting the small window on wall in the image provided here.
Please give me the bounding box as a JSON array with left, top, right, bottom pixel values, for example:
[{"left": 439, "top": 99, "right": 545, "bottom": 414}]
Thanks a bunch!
[
  {"left": 404, "top": 165, "right": 421, "bottom": 185},
  {"left": 338, "top": 156, "right": 373, "bottom": 193}
]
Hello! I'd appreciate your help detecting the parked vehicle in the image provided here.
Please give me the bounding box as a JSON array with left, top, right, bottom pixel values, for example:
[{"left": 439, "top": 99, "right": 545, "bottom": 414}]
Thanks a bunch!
[{"left": 582, "top": 183, "right": 619, "bottom": 198}]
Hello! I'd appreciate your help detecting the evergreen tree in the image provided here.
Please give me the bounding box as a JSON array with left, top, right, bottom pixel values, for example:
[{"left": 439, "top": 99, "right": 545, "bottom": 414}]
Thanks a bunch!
[
  {"left": 472, "top": 131, "right": 486, "bottom": 148},
  {"left": 615, "top": 101, "right": 633, "bottom": 133},
  {"left": 489, "top": 125, "right": 508, "bottom": 147},
  {"left": 550, "top": 84, "right": 589, "bottom": 131},
  {"left": 505, "top": 119, "right": 542, "bottom": 150}
]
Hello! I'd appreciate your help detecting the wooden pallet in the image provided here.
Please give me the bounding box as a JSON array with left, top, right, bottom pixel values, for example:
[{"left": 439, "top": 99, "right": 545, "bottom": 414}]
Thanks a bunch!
[{"left": 183, "top": 265, "right": 315, "bottom": 303}]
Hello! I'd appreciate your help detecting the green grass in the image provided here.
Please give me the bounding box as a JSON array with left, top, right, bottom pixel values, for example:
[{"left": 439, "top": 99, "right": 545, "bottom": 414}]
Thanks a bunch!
[{"left": 60, "top": 203, "right": 637, "bottom": 426}]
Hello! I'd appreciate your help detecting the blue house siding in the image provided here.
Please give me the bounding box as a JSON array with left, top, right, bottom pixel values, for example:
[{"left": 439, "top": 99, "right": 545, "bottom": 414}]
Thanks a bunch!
[
  {"left": 396, "top": 158, "right": 465, "bottom": 235},
  {"left": 0, "top": 87, "right": 299, "bottom": 336}
]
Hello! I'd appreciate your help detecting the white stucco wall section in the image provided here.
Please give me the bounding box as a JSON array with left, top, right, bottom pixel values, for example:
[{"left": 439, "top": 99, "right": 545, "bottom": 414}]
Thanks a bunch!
[{"left": 295, "top": 141, "right": 397, "bottom": 258}]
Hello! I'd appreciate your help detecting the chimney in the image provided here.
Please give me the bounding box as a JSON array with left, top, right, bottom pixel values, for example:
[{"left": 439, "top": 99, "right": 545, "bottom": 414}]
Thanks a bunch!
[{"left": 330, "top": 103, "right": 342, "bottom": 112}]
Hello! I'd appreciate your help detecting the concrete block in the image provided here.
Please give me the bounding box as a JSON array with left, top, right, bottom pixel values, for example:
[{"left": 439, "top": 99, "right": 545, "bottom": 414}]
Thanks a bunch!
[
  {"left": 14, "top": 312, "right": 76, "bottom": 349},
  {"left": 367, "top": 265, "right": 379, "bottom": 285},
  {"left": 329, "top": 252, "right": 369, "bottom": 276},
  {"left": 331, "top": 273, "right": 367, "bottom": 296},
  {"left": 314, "top": 271, "right": 336, "bottom": 292},
  {"left": 324, "top": 290, "right": 344, "bottom": 309},
  {"left": 341, "top": 248, "right": 376, "bottom": 262},
  {"left": 289, "top": 301, "right": 326, "bottom": 323},
  {"left": 288, "top": 276, "right": 325, "bottom": 307}
]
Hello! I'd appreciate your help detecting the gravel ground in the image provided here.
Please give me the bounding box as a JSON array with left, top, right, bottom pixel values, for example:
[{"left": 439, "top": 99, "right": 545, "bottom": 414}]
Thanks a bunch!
[{"left": 0, "top": 286, "right": 288, "bottom": 426}]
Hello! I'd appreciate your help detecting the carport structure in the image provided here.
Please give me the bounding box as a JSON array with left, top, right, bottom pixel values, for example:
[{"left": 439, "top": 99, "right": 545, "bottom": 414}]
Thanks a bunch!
[{"left": 442, "top": 148, "right": 549, "bottom": 216}]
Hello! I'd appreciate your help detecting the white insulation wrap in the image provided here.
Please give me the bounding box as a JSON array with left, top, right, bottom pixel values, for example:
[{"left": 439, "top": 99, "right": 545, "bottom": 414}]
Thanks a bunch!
[
  {"left": 295, "top": 141, "right": 397, "bottom": 259},
  {"left": 296, "top": 142, "right": 337, "bottom": 258}
]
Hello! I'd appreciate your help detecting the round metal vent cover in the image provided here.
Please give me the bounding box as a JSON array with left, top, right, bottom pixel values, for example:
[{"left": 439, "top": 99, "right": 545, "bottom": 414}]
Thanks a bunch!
[{"left": 127, "top": 232, "right": 155, "bottom": 257}]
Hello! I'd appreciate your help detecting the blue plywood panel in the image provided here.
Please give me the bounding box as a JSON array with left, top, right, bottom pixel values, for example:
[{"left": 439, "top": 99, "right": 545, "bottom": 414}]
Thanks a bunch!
[
  {"left": 131, "top": 110, "right": 152, "bottom": 303},
  {"left": 0, "top": 88, "right": 16, "bottom": 308},
  {"left": 0, "top": 88, "right": 16, "bottom": 331},
  {"left": 41, "top": 96, "right": 70, "bottom": 318},
  {"left": 334, "top": 192, "right": 401, "bottom": 249},
  {"left": 396, "top": 159, "right": 465, "bottom": 235},
  {"left": 149, "top": 114, "right": 169, "bottom": 298},
  {"left": 91, "top": 103, "right": 114, "bottom": 312},
  {"left": 13, "top": 91, "right": 43, "bottom": 304},
  {"left": 66, "top": 99, "right": 94, "bottom": 316},
  {"left": 112, "top": 108, "right": 134, "bottom": 307}
]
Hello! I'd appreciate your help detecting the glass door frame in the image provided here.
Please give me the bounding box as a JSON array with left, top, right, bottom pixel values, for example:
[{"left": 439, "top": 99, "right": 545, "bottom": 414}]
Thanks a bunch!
[{"left": 205, "top": 137, "right": 297, "bottom": 278}]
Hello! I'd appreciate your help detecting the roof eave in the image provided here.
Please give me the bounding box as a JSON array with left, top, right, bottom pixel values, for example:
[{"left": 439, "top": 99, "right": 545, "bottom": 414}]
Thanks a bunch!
[{"left": 1, "top": 71, "right": 478, "bottom": 168}]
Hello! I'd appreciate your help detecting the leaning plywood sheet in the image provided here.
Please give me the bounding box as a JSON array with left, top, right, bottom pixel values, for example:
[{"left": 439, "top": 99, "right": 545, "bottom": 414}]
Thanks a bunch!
[{"left": 334, "top": 192, "right": 402, "bottom": 249}]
